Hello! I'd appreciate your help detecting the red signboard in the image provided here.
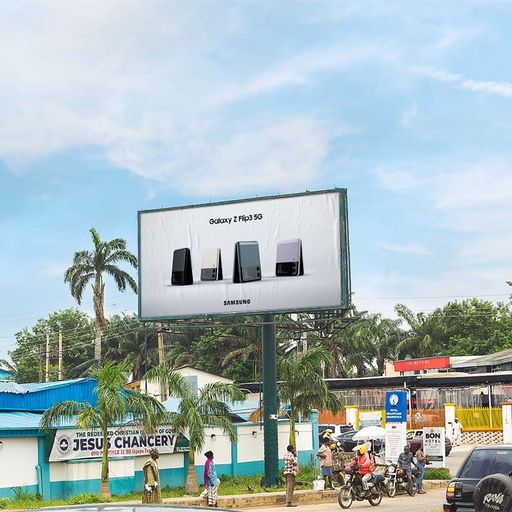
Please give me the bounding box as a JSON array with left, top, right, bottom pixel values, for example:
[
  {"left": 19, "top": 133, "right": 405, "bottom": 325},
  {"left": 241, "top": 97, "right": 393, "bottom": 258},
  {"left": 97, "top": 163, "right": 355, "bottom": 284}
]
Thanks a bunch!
[{"left": 394, "top": 356, "right": 450, "bottom": 372}]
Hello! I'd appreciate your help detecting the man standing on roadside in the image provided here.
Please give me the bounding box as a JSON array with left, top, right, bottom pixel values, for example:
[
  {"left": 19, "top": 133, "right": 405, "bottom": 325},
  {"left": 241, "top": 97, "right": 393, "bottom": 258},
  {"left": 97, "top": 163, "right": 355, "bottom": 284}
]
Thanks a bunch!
[
  {"left": 415, "top": 444, "right": 428, "bottom": 494},
  {"left": 317, "top": 437, "right": 334, "bottom": 489},
  {"left": 142, "top": 448, "right": 162, "bottom": 504},
  {"left": 284, "top": 444, "right": 298, "bottom": 507}
]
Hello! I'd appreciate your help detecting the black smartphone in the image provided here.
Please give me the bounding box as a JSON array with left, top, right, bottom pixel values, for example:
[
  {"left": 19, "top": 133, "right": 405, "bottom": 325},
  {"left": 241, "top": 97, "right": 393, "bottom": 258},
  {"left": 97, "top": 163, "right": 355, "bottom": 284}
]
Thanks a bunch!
[
  {"left": 276, "top": 239, "right": 304, "bottom": 277},
  {"left": 201, "top": 248, "right": 223, "bottom": 281},
  {"left": 233, "top": 241, "right": 261, "bottom": 283},
  {"left": 171, "top": 248, "right": 193, "bottom": 285}
]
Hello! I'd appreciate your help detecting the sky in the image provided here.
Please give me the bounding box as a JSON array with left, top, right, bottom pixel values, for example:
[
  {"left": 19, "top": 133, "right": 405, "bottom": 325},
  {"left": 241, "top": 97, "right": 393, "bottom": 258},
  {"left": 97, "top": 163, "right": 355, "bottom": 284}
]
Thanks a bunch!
[{"left": 1, "top": 0, "right": 512, "bottom": 360}]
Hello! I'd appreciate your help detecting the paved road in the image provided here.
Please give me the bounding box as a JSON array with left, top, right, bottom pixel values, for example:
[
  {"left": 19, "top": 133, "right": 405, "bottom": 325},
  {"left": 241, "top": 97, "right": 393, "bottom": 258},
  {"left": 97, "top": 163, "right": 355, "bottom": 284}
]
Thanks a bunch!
[{"left": 246, "top": 488, "right": 446, "bottom": 511}]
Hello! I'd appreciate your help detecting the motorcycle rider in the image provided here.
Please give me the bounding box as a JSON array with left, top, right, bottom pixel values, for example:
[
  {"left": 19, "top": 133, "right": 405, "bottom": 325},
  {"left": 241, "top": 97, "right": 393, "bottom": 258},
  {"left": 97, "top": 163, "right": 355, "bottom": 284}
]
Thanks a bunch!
[
  {"left": 397, "top": 445, "right": 414, "bottom": 495},
  {"left": 355, "top": 445, "right": 373, "bottom": 491}
]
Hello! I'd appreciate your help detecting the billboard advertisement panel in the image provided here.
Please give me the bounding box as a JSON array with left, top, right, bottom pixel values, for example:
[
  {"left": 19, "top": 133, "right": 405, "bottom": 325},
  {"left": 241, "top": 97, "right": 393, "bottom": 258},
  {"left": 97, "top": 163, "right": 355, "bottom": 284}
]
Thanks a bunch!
[
  {"left": 49, "top": 425, "right": 180, "bottom": 462},
  {"left": 138, "top": 189, "right": 350, "bottom": 319}
]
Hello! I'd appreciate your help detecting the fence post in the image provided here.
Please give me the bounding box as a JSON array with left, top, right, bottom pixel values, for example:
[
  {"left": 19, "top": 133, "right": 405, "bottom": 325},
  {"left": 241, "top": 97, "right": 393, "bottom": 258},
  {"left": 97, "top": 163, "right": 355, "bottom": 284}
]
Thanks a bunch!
[
  {"left": 502, "top": 402, "right": 512, "bottom": 443},
  {"left": 346, "top": 405, "right": 359, "bottom": 430},
  {"left": 444, "top": 403, "right": 456, "bottom": 441}
]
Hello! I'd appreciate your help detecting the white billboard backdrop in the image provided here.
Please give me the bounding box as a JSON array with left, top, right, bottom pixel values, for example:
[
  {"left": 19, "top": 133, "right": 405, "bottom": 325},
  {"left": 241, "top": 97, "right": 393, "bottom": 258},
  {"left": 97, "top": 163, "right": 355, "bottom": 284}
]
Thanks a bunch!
[{"left": 138, "top": 190, "right": 349, "bottom": 319}]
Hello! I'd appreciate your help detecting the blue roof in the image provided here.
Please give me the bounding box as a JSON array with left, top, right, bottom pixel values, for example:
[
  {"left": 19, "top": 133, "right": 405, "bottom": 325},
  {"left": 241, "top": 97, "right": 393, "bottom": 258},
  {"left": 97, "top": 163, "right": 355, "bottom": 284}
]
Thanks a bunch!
[
  {"left": 0, "top": 378, "right": 97, "bottom": 412},
  {"left": 162, "top": 397, "right": 258, "bottom": 422},
  {"left": 0, "top": 412, "right": 43, "bottom": 430},
  {"left": 0, "top": 382, "right": 27, "bottom": 394}
]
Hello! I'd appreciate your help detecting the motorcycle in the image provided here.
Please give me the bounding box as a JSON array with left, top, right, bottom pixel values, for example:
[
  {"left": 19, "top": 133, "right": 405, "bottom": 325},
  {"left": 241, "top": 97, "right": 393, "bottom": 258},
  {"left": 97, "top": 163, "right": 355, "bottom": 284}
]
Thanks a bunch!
[
  {"left": 337, "top": 464, "right": 384, "bottom": 508},
  {"left": 385, "top": 463, "right": 418, "bottom": 497}
]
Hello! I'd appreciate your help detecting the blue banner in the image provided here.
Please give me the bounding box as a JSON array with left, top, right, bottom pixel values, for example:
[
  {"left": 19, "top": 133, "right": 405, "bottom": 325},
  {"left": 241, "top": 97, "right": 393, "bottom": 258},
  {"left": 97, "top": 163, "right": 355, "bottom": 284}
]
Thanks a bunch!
[{"left": 385, "top": 391, "right": 407, "bottom": 423}]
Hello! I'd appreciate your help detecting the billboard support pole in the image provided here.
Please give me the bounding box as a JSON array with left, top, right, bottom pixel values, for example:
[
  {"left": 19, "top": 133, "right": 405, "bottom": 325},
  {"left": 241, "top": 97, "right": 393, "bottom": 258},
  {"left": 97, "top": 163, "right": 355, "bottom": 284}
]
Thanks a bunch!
[{"left": 262, "top": 313, "right": 279, "bottom": 486}]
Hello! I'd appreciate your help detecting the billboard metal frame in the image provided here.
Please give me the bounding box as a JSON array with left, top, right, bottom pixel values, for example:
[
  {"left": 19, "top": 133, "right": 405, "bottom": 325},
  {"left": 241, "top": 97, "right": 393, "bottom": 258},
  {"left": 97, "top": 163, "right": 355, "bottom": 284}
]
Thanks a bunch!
[{"left": 137, "top": 188, "right": 351, "bottom": 321}]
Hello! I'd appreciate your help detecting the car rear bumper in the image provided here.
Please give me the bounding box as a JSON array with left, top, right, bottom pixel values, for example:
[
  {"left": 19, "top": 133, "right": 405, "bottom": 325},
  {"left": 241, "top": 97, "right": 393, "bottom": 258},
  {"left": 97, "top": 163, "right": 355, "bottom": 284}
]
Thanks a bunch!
[{"left": 443, "top": 503, "right": 475, "bottom": 512}]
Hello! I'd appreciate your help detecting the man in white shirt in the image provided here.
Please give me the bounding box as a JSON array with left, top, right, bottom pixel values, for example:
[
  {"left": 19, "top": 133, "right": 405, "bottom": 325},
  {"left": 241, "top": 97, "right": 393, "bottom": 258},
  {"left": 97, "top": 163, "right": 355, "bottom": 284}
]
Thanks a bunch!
[{"left": 453, "top": 418, "right": 463, "bottom": 446}]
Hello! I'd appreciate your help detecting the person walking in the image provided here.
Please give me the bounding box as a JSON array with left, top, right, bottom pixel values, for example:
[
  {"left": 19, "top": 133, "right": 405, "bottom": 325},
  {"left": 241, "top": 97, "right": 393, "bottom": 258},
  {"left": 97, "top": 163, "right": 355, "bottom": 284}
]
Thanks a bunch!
[
  {"left": 453, "top": 418, "right": 463, "bottom": 446},
  {"left": 142, "top": 448, "right": 162, "bottom": 504},
  {"left": 415, "top": 444, "right": 428, "bottom": 494},
  {"left": 204, "top": 451, "right": 220, "bottom": 507},
  {"left": 397, "top": 445, "right": 414, "bottom": 496},
  {"left": 317, "top": 437, "right": 334, "bottom": 489},
  {"left": 283, "top": 445, "right": 298, "bottom": 507}
]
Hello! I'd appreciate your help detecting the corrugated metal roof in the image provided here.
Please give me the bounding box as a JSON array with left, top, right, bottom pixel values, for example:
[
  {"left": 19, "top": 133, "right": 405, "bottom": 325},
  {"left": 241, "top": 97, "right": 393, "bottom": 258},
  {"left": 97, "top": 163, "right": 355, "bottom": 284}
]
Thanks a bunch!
[
  {"left": 22, "top": 378, "right": 90, "bottom": 391},
  {"left": 0, "top": 382, "right": 27, "bottom": 394},
  {"left": 0, "top": 378, "right": 97, "bottom": 412},
  {"left": 0, "top": 411, "right": 42, "bottom": 430}
]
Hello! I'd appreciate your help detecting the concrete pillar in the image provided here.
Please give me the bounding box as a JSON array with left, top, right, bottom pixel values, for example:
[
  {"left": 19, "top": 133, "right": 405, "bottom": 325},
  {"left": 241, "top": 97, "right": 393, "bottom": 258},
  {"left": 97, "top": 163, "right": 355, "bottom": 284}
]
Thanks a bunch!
[
  {"left": 502, "top": 402, "right": 512, "bottom": 443},
  {"left": 310, "top": 409, "right": 320, "bottom": 454},
  {"left": 346, "top": 405, "right": 359, "bottom": 430},
  {"left": 444, "top": 402, "right": 456, "bottom": 442}
]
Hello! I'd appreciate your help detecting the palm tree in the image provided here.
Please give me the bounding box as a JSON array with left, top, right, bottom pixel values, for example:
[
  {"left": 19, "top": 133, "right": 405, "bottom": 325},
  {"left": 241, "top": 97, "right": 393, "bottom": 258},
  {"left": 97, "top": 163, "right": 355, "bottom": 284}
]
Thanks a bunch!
[
  {"left": 277, "top": 346, "right": 342, "bottom": 447},
  {"left": 64, "top": 228, "right": 137, "bottom": 362},
  {"left": 145, "top": 365, "right": 245, "bottom": 492},
  {"left": 395, "top": 304, "right": 444, "bottom": 358},
  {"left": 40, "top": 360, "right": 166, "bottom": 497}
]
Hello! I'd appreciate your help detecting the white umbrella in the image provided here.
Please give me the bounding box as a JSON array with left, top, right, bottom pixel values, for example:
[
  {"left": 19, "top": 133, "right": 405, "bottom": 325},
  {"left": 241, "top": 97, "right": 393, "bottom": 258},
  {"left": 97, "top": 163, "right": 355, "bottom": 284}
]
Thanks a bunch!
[{"left": 352, "top": 426, "right": 386, "bottom": 441}]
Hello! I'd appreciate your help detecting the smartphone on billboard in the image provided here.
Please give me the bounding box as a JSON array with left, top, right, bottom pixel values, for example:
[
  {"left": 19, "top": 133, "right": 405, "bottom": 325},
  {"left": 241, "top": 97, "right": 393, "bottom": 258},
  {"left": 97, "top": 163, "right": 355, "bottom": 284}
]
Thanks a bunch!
[
  {"left": 276, "top": 239, "right": 304, "bottom": 277},
  {"left": 171, "top": 248, "right": 193, "bottom": 285},
  {"left": 233, "top": 241, "right": 261, "bottom": 283},
  {"left": 201, "top": 248, "right": 223, "bottom": 281}
]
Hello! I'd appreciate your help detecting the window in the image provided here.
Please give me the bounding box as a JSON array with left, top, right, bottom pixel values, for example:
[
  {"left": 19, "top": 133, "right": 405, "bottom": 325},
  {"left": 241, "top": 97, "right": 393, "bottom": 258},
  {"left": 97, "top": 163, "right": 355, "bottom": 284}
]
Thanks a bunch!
[{"left": 459, "top": 450, "right": 512, "bottom": 479}]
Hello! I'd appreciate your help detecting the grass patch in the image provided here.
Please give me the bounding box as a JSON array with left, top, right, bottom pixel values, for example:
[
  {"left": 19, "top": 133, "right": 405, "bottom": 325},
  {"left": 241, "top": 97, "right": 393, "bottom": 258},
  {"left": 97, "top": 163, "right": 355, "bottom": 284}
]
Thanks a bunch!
[{"left": 424, "top": 468, "right": 451, "bottom": 480}]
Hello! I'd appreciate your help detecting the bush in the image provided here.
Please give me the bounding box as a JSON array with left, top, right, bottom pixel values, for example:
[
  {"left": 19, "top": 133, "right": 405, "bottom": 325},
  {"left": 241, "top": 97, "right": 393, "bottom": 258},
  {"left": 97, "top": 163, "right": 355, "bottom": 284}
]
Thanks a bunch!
[
  {"left": 67, "top": 494, "right": 110, "bottom": 505},
  {"left": 424, "top": 468, "right": 451, "bottom": 480},
  {"left": 0, "top": 498, "right": 11, "bottom": 509}
]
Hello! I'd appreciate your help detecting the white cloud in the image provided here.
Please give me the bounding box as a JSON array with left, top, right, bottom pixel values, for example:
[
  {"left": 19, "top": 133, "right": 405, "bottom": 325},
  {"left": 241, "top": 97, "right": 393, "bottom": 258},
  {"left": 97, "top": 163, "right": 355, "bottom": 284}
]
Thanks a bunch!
[
  {"left": 375, "top": 158, "right": 512, "bottom": 230},
  {"left": 416, "top": 66, "right": 512, "bottom": 99},
  {"left": 380, "top": 243, "right": 431, "bottom": 256}
]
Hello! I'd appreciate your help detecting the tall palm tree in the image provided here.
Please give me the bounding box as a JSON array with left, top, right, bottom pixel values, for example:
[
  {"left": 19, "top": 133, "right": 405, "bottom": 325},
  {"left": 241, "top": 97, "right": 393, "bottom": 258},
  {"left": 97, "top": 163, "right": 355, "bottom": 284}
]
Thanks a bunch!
[
  {"left": 277, "top": 346, "right": 342, "bottom": 447},
  {"left": 145, "top": 365, "right": 245, "bottom": 492},
  {"left": 40, "top": 360, "right": 166, "bottom": 497},
  {"left": 64, "top": 227, "right": 137, "bottom": 362},
  {"left": 395, "top": 304, "right": 444, "bottom": 358}
]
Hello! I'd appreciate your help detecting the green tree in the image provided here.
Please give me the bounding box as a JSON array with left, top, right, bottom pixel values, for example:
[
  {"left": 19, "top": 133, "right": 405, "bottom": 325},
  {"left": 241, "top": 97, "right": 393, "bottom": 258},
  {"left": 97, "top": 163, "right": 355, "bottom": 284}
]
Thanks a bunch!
[
  {"left": 395, "top": 304, "right": 445, "bottom": 358},
  {"left": 64, "top": 228, "right": 137, "bottom": 362},
  {"left": 103, "top": 315, "right": 158, "bottom": 380},
  {"left": 438, "top": 299, "right": 512, "bottom": 355},
  {"left": 277, "top": 346, "right": 342, "bottom": 447},
  {"left": 40, "top": 360, "right": 166, "bottom": 497},
  {"left": 145, "top": 364, "right": 245, "bottom": 492}
]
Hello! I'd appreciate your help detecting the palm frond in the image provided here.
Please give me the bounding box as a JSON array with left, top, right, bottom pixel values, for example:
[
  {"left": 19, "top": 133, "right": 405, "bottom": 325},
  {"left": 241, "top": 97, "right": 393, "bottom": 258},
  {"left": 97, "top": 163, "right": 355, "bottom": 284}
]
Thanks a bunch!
[
  {"left": 103, "top": 266, "right": 137, "bottom": 294},
  {"left": 105, "top": 250, "right": 137, "bottom": 268},
  {"left": 144, "top": 364, "right": 189, "bottom": 398},
  {"left": 40, "top": 401, "right": 91, "bottom": 431}
]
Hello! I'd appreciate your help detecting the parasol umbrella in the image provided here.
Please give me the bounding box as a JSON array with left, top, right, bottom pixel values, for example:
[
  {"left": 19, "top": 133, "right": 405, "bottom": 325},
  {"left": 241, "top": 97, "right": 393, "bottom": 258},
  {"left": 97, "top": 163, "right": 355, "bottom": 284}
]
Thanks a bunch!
[{"left": 352, "top": 426, "right": 386, "bottom": 441}]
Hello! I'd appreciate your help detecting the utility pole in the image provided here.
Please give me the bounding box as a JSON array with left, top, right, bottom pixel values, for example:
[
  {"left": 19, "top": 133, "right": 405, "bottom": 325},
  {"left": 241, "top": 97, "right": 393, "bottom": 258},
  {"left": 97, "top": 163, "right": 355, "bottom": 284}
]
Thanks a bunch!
[
  {"left": 58, "top": 330, "right": 63, "bottom": 381},
  {"left": 45, "top": 332, "right": 50, "bottom": 382},
  {"left": 38, "top": 343, "right": 43, "bottom": 383}
]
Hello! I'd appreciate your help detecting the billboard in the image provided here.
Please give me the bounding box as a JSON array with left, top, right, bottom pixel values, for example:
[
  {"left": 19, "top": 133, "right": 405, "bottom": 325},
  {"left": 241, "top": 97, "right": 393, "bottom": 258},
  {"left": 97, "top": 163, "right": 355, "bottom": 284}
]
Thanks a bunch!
[
  {"left": 138, "top": 189, "right": 350, "bottom": 319},
  {"left": 49, "top": 425, "right": 181, "bottom": 462}
]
